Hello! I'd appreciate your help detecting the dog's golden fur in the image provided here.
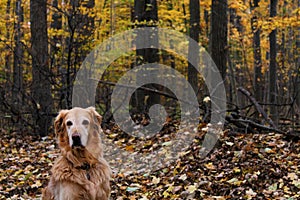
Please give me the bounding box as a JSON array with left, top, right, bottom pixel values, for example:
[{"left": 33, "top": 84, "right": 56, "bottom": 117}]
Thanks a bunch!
[{"left": 42, "top": 107, "right": 111, "bottom": 200}]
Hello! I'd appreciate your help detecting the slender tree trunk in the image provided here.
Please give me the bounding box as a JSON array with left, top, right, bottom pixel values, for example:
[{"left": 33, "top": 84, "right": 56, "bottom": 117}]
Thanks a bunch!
[
  {"left": 251, "top": 0, "right": 263, "bottom": 103},
  {"left": 50, "top": 0, "right": 62, "bottom": 65},
  {"left": 228, "top": 8, "right": 242, "bottom": 106},
  {"left": 133, "top": 0, "right": 160, "bottom": 114},
  {"left": 210, "top": 0, "right": 228, "bottom": 81},
  {"left": 5, "top": 0, "right": 11, "bottom": 91},
  {"left": 64, "top": 0, "right": 77, "bottom": 108},
  {"left": 63, "top": 0, "right": 96, "bottom": 108},
  {"left": 12, "top": 0, "right": 24, "bottom": 112},
  {"left": 75, "top": 0, "right": 95, "bottom": 63},
  {"left": 30, "top": 0, "right": 53, "bottom": 136},
  {"left": 279, "top": 1, "right": 287, "bottom": 109},
  {"left": 204, "top": 9, "right": 209, "bottom": 42},
  {"left": 182, "top": 3, "right": 188, "bottom": 31},
  {"left": 50, "top": 0, "right": 65, "bottom": 108},
  {"left": 188, "top": 0, "right": 200, "bottom": 95},
  {"left": 50, "top": 0, "right": 62, "bottom": 58},
  {"left": 269, "top": 0, "right": 278, "bottom": 126},
  {"left": 133, "top": 0, "right": 145, "bottom": 112},
  {"left": 296, "top": 0, "right": 300, "bottom": 107}
]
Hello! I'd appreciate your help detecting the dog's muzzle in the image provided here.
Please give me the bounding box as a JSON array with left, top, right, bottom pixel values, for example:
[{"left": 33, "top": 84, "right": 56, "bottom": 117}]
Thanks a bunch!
[{"left": 72, "top": 132, "right": 82, "bottom": 147}]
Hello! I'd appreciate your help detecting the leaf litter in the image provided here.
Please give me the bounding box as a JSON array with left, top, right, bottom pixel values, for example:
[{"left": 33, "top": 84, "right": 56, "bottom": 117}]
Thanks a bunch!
[{"left": 0, "top": 122, "right": 299, "bottom": 199}]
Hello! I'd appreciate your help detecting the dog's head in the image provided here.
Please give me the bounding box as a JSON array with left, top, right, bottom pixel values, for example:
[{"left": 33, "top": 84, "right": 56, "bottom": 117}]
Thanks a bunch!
[{"left": 54, "top": 107, "right": 102, "bottom": 149}]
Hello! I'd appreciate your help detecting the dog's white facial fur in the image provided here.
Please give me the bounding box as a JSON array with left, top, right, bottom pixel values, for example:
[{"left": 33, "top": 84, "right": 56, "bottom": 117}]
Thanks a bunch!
[{"left": 63, "top": 108, "right": 93, "bottom": 147}]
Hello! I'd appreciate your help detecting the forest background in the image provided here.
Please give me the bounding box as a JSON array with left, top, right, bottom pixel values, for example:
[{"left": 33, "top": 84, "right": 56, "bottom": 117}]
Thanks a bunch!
[
  {"left": 0, "top": 0, "right": 300, "bottom": 199},
  {"left": 0, "top": 0, "right": 299, "bottom": 134}
]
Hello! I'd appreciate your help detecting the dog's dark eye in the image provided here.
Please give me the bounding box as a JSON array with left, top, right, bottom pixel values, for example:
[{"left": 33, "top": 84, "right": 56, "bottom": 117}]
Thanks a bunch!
[
  {"left": 82, "top": 120, "right": 89, "bottom": 125},
  {"left": 66, "top": 121, "right": 73, "bottom": 126}
]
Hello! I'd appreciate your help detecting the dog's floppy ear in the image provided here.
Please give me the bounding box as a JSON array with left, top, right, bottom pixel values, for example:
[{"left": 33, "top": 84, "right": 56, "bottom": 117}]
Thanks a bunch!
[
  {"left": 54, "top": 109, "right": 68, "bottom": 136},
  {"left": 87, "top": 107, "right": 102, "bottom": 125}
]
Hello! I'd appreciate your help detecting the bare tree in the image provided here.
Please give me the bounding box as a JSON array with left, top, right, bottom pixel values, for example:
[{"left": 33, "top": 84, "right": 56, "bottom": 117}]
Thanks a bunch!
[
  {"left": 296, "top": 0, "right": 300, "bottom": 108},
  {"left": 269, "top": 0, "right": 278, "bottom": 125},
  {"left": 133, "top": 0, "right": 160, "bottom": 114},
  {"left": 250, "top": 0, "right": 263, "bottom": 103},
  {"left": 5, "top": 0, "right": 11, "bottom": 91},
  {"left": 12, "top": 0, "right": 24, "bottom": 112},
  {"left": 188, "top": 0, "right": 200, "bottom": 94},
  {"left": 62, "top": 0, "right": 96, "bottom": 108},
  {"left": 30, "top": 0, "right": 53, "bottom": 136},
  {"left": 210, "top": 0, "right": 228, "bottom": 81},
  {"left": 50, "top": 0, "right": 65, "bottom": 108}
]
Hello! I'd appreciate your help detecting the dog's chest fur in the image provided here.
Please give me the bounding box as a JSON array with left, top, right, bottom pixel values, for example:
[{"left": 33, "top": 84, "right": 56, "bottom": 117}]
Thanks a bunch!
[{"left": 51, "top": 155, "right": 107, "bottom": 185}]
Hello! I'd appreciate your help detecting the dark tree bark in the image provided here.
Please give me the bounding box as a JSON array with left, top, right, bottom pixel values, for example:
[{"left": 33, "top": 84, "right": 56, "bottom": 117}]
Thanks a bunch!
[
  {"left": 210, "top": 0, "right": 228, "bottom": 81},
  {"left": 73, "top": 0, "right": 95, "bottom": 63},
  {"left": 133, "top": 0, "right": 159, "bottom": 64},
  {"left": 250, "top": 0, "right": 263, "bottom": 103},
  {"left": 50, "top": 0, "right": 62, "bottom": 68},
  {"left": 228, "top": 8, "right": 242, "bottom": 105},
  {"left": 182, "top": 3, "right": 188, "bottom": 30},
  {"left": 296, "top": 0, "right": 300, "bottom": 107},
  {"left": 188, "top": 0, "right": 200, "bottom": 94},
  {"left": 50, "top": 0, "right": 62, "bottom": 54},
  {"left": 204, "top": 9, "right": 209, "bottom": 41},
  {"left": 63, "top": 0, "right": 95, "bottom": 108},
  {"left": 269, "top": 0, "right": 278, "bottom": 126},
  {"left": 30, "top": 0, "right": 53, "bottom": 136},
  {"left": 133, "top": 0, "right": 160, "bottom": 113},
  {"left": 12, "top": 0, "right": 24, "bottom": 111},
  {"left": 50, "top": 0, "right": 65, "bottom": 108},
  {"left": 5, "top": 0, "right": 11, "bottom": 91}
]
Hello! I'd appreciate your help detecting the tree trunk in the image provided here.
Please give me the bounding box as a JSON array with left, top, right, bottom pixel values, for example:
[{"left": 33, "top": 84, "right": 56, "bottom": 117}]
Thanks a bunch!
[
  {"left": 5, "top": 0, "right": 11, "bottom": 91},
  {"left": 251, "top": 0, "right": 263, "bottom": 103},
  {"left": 63, "top": 0, "right": 96, "bottom": 108},
  {"left": 12, "top": 0, "right": 24, "bottom": 112},
  {"left": 296, "top": 0, "right": 300, "bottom": 108},
  {"left": 50, "top": 0, "right": 62, "bottom": 57},
  {"left": 204, "top": 9, "right": 209, "bottom": 41},
  {"left": 228, "top": 8, "right": 242, "bottom": 106},
  {"left": 63, "top": 0, "right": 79, "bottom": 108},
  {"left": 210, "top": 0, "right": 228, "bottom": 81},
  {"left": 269, "top": 0, "right": 278, "bottom": 126},
  {"left": 50, "top": 0, "right": 65, "bottom": 108},
  {"left": 188, "top": 0, "right": 200, "bottom": 95},
  {"left": 30, "top": 0, "right": 53, "bottom": 136},
  {"left": 74, "top": 0, "right": 95, "bottom": 63},
  {"left": 133, "top": 0, "right": 160, "bottom": 114}
]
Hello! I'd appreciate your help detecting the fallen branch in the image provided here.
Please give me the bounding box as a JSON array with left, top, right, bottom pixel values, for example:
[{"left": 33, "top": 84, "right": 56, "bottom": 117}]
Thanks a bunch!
[
  {"left": 238, "top": 87, "right": 276, "bottom": 128},
  {"left": 226, "top": 115, "right": 285, "bottom": 134}
]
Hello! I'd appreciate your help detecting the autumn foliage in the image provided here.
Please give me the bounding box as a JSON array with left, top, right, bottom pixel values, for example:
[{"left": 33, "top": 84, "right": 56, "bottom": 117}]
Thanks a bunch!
[{"left": 0, "top": 0, "right": 299, "bottom": 199}]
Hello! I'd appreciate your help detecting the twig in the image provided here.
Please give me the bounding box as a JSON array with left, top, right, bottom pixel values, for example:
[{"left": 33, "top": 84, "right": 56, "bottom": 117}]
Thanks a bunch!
[
  {"left": 96, "top": 79, "right": 199, "bottom": 109},
  {"left": 238, "top": 87, "right": 276, "bottom": 128},
  {"left": 226, "top": 115, "right": 285, "bottom": 134}
]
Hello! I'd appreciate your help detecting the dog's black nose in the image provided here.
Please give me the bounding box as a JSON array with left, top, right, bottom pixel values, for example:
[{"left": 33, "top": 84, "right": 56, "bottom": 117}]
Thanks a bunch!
[{"left": 72, "top": 134, "right": 82, "bottom": 147}]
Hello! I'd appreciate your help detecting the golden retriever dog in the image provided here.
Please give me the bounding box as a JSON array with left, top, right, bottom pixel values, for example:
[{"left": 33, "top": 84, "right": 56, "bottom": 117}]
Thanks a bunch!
[{"left": 42, "top": 107, "right": 111, "bottom": 200}]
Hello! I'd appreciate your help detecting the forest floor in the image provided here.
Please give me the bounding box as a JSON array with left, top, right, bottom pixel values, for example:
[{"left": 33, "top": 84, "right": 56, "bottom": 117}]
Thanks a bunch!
[{"left": 0, "top": 122, "right": 299, "bottom": 200}]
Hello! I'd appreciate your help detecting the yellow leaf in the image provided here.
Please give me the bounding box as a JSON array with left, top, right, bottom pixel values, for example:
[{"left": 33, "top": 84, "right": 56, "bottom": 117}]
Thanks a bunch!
[
  {"left": 151, "top": 176, "right": 160, "bottom": 184},
  {"left": 14, "top": 169, "right": 23, "bottom": 176},
  {"left": 204, "top": 162, "right": 216, "bottom": 170},
  {"left": 233, "top": 167, "right": 241, "bottom": 174},
  {"left": 31, "top": 180, "right": 42, "bottom": 188},
  {"left": 179, "top": 174, "right": 187, "bottom": 181},
  {"left": 287, "top": 172, "right": 298, "bottom": 180},
  {"left": 125, "top": 145, "right": 134, "bottom": 152},
  {"left": 186, "top": 184, "right": 197, "bottom": 194},
  {"left": 163, "top": 190, "right": 170, "bottom": 198}
]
